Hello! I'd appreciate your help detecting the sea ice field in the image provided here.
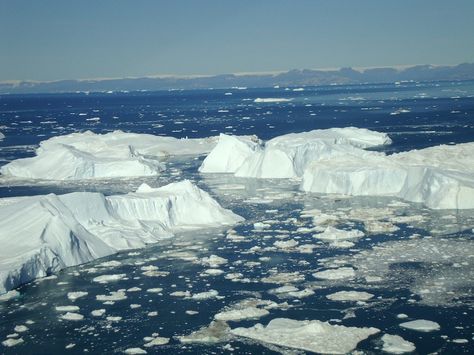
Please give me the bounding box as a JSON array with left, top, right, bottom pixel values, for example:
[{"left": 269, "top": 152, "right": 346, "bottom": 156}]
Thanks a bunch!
[{"left": 0, "top": 81, "right": 473, "bottom": 354}]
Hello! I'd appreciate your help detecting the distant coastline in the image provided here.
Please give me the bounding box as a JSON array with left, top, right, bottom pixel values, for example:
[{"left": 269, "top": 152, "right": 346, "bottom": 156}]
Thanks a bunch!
[{"left": 1, "top": 62, "right": 473, "bottom": 94}]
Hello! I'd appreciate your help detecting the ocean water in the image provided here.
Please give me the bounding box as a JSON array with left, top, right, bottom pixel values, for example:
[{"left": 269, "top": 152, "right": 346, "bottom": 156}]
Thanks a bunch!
[{"left": 0, "top": 81, "right": 473, "bottom": 354}]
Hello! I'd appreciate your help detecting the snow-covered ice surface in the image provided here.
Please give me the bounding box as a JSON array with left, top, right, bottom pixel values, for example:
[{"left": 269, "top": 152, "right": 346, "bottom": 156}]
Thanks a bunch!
[
  {"left": 0, "top": 180, "right": 242, "bottom": 293},
  {"left": 1, "top": 82, "right": 474, "bottom": 354},
  {"left": 1, "top": 130, "right": 217, "bottom": 180}
]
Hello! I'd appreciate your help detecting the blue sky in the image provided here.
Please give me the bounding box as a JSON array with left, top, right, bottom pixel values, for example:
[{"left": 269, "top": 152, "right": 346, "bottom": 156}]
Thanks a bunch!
[{"left": 1, "top": 0, "right": 473, "bottom": 81}]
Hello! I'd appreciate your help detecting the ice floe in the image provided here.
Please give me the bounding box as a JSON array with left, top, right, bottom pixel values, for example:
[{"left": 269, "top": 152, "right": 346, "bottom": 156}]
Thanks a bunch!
[
  {"left": 0, "top": 180, "right": 242, "bottom": 294},
  {"left": 231, "top": 318, "right": 379, "bottom": 354},
  {"left": 399, "top": 319, "right": 440, "bottom": 332},
  {"left": 381, "top": 334, "right": 416, "bottom": 354}
]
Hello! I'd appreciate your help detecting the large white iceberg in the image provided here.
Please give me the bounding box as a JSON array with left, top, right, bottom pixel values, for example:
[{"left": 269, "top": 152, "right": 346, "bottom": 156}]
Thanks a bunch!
[
  {"left": 302, "top": 143, "right": 474, "bottom": 209},
  {"left": 0, "top": 131, "right": 4, "bottom": 140},
  {"left": 199, "top": 127, "right": 391, "bottom": 178},
  {"left": 231, "top": 318, "right": 379, "bottom": 354},
  {"left": 0, "top": 180, "right": 243, "bottom": 294},
  {"left": 199, "top": 134, "right": 261, "bottom": 174},
  {"left": 0, "top": 130, "right": 218, "bottom": 180}
]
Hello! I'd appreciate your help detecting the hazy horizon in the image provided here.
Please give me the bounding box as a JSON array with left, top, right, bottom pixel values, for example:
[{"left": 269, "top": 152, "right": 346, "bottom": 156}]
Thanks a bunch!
[{"left": 1, "top": 0, "right": 473, "bottom": 82}]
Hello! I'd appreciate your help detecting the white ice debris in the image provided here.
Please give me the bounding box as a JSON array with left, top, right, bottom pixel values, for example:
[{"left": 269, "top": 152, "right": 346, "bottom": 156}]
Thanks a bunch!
[
  {"left": 0, "top": 290, "right": 20, "bottom": 302},
  {"left": 231, "top": 318, "right": 379, "bottom": 354},
  {"left": 313, "top": 267, "right": 356, "bottom": 280},
  {"left": 124, "top": 347, "right": 147, "bottom": 354},
  {"left": 91, "top": 309, "right": 106, "bottom": 317},
  {"left": 1, "top": 130, "right": 218, "bottom": 180},
  {"left": 253, "top": 98, "right": 292, "bottom": 103},
  {"left": 2, "top": 338, "right": 24, "bottom": 347},
  {"left": 0, "top": 180, "right": 242, "bottom": 294},
  {"left": 178, "top": 320, "right": 231, "bottom": 344},
  {"left": 326, "top": 291, "right": 374, "bottom": 302},
  {"left": 214, "top": 307, "right": 269, "bottom": 321},
  {"left": 60, "top": 312, "right": 84, "bottom": 321},
  {"left": 313, "top": 226, "right": 364, "bottom": 241},
  {"left": 67, "top": 291, "right": 88, "bottom": 301},
  {"left": 55, "top": 305, "right": 80, "bottom": 312},
  {"left": 399, "top": 319, "right": 440, "bottom": 332},
  {"left": 381, "top": 334, "right": 416, "bottom": 354},
  {"left": 93, "top": 274, "right": 127, "bottom": 283},
  {"left": 302, "top": 142, "right": 474, "bottom": 209}
]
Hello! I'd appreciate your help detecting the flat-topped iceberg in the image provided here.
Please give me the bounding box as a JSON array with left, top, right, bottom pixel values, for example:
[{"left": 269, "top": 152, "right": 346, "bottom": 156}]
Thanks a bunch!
[
  {"left": 231, "top": 318, "right": 379, "bottom": 354},
  {"left": 0, "top": 180, "right": 243, "bottom": 294},
  {"left": 1, "top": 130, "right": 218, "bottom": 180},
  {"left": 199, "top": 127, "right": 391, "bottom": 178},
  {"left": 302, "top": 142, "right": 474, "bottom": 209}
]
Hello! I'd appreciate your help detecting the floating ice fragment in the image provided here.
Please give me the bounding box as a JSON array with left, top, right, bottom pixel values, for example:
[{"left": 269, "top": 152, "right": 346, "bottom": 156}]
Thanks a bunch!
[
  {"left": 381, "top": 334, "right": 416, "bottom": 354},
  {"left": 326, "top": 291, "right": 374, "bottom": 302},
  {"left": 399, "top": 319, "right": 440, "bottom": 332},
  {"left": 231, "top": 318, "right": 379, "bottom": 354}
]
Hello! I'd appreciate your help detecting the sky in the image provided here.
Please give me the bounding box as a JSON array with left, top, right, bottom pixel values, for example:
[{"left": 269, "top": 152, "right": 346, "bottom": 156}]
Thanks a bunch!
[{"left": 1, "top": 0, "right": 473, "bottom": 82}]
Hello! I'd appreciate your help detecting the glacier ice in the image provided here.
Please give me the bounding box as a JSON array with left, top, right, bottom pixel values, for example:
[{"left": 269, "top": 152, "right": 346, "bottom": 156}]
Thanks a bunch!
[
  {"left": 1, "top": 130, "right": 218, "bottom": 180},
  {"left": 302, "top": 142, "right": 474, "bottom": 209},
  {"left": 0, "top": 180, "right": 243, "bottom": 294},
  {"left": 199, "top": 127, "right": 390, "bottom": 179},
  {"left": 199, "top": 127, "right": 474, "bottom": 209}
]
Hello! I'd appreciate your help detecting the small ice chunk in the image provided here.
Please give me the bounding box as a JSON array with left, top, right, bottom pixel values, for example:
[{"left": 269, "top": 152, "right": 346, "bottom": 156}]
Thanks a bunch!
[
  {"left": 381, "top": 334, "right": 416, "bottom": 354},
  {"left": 326, "top": 291, "right": 374, "bottom": 302},
  {"left": 201, "top": 255, "right": 228, "bottom": 267},
  {"left": 146, "top": 288, "right": 163, "bottom": 293},
  {"left": 313, "top": 267, "right": 356, "bottom": 280},
  {"left": 191, "top": 290, "right": 219, "bottom": 300},
  {"left": 67, "top": 291, "right": 88, "bottom": 301},
  {"left": 14, "top": 325, "right": 28, "bottom": 333},
  {"left": 96, "top": 291, "right": 127, "bottom": 302},
  {"left": 60, "top": 312, "right": 84, "bottom": 321},
  {"left": 143, "top": 337, "right": 169, "bottom": 347},
  {"left": 91, "top": 309, "right": 106, "bottom": 317},
  {"left": 55, "top": 305, "right": 80, "bottom": 312},
  {"left": 399, "top": 319, "right": 440, "bottom": 332},
  {"left": 93, "top": 274, "right": 126, "bottom": 283},
  {"left": 124, "top": 348, "right": 147, "bottom": 354},
  {"left": 2, "top": 338, "right": 24, "bottom": 347},
  {"left": 178, "top": 320, "right": 231, "bottom": 344},
  {"left": 214, "top": 307, "right": 269, "bottom": 321},
  {"left": 0, "top": 290, "right": 20, "bottom": 302}
]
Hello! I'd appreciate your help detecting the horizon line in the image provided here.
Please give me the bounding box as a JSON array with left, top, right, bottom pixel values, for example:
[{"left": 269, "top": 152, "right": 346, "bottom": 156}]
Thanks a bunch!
[{"left": 1, "top": 62, "right": 467, "bottom": 86}]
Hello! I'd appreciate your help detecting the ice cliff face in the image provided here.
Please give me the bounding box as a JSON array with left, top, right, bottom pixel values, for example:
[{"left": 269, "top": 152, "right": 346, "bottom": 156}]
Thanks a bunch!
[
  {"left": 301, "top": 143, "right": 474, "bottom": 209},
  {"left": 0, "top": 130, "right": 218, "bottom": 180},
  {"left": 200, "top": 128, "right": 474, "bottom": 209},
  {"left": 0, "top": 180, "right": 243, "bottom": 294},
  {"left": 199, "top": 127, "right": 391, "bottom": 179}
]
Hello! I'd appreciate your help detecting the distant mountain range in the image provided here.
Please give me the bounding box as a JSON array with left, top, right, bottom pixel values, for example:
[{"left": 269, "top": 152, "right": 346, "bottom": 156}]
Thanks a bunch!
[{"left": 1, "top": 63, "right": 474, "bottom": 94}]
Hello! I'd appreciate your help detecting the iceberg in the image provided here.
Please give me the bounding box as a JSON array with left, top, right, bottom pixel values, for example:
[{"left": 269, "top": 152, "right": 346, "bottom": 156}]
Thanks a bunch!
[
  {"left": 0, "top": 180, "right": 242, "bottom": 294},
  {"left": 231, "top": 318, "right": 379, "bottom": 354},
  {"left": 302, "top": 143, "right": 474, "bottom": 209},
  {"left": 0, "top": 131, "right": 4, "bottom": 140},
  {"left": 199, "top": 127, "right": 391, "bottom": 179},
  {"left": 1, "top": 130, "right": 218, "bottom": 180},
  {"left": 199, "top": 134, "right": 261, "bottom": 173}
]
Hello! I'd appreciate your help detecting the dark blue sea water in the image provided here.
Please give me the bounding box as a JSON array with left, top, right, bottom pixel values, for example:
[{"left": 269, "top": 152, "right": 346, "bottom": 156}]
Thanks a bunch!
[{"left": 0, "top": 81, "right": 473, "bottom": 354}]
